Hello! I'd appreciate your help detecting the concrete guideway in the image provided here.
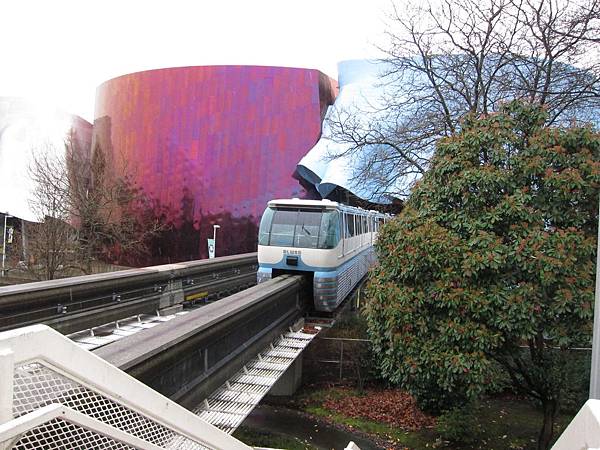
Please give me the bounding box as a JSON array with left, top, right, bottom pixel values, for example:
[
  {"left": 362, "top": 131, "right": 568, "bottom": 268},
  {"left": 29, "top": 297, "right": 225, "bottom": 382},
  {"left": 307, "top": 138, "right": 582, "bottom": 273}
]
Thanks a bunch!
[
  {"left": 0, "top": 253, "right": 257, "bottom": 334},
  {"left": 67, "top": 272, "right": 321, "bottom": 435},
  {"left": 0, "top": 275, "right": 339, "bottom": 449},
  {"left": 94, "top": 274, "right": 308, "bottom": 406},
  {"left": 0, "top": 255, "right": 371, "bottom": 448}
]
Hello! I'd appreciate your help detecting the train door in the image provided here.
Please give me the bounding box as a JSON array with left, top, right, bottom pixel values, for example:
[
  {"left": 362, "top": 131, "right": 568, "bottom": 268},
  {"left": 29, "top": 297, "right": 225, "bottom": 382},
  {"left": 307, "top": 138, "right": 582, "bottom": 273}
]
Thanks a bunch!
[{"left": 341, "top": 212, "right": 346, "bottom": 257}]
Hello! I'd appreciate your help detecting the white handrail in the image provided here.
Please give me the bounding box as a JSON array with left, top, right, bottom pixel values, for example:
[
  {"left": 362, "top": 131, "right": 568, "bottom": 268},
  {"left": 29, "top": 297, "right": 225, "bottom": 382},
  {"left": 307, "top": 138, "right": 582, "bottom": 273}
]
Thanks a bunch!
[
  {"left": 0, "top": 324, "right": 251, "bottom": 450},
  {"left": 552, "top": 399, "right": 600, "bottom": 449},
  {"left": 0, "top": 404, "right": 163, "bottom": 450}
]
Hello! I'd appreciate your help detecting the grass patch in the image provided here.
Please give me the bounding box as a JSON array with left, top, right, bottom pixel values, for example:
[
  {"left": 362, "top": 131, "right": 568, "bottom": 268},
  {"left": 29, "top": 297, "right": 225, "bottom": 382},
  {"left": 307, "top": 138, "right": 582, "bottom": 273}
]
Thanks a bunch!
[
  {"left": 233, "top": 426, "right": 318, "bottom": 450},
  {"left": 304, "top": 405, "right": 434, "bottom": 449}
]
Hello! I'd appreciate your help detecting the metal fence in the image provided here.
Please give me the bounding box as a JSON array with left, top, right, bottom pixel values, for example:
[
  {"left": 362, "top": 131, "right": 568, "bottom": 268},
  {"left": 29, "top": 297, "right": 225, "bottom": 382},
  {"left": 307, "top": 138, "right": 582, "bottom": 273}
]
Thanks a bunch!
[{"left": 303, "top": 336, "right": 374, "bottom": 387}]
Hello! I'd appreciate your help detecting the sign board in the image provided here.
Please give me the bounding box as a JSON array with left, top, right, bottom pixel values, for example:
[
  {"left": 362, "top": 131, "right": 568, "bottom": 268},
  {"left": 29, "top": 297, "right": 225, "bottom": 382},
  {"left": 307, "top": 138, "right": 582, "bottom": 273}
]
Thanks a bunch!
[{"left": 207, "top": 238, "right": 215, "bottom": 259}]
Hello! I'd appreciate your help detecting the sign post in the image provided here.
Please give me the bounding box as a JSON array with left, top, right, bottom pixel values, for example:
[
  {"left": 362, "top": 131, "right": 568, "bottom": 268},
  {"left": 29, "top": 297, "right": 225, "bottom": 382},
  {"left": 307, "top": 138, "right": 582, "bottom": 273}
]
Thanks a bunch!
[
  {"left": 1, "top": 214, "right": 12, "bottom": 277},
  {"left": 207, "top": 238, "right": 215, "bottom": 259}
]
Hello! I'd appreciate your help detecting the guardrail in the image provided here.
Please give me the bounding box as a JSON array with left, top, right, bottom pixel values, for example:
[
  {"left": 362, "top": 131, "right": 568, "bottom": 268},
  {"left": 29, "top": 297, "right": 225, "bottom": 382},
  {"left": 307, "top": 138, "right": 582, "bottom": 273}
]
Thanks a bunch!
[
  {"left": 0, "top": 253, "right": 258, "bottom": 333},
  {"left": 95, "top": 274, "right": 307, "bottom": 407},
  {"left": 0, "top": 324, "right": 253, "bottom": 449}
]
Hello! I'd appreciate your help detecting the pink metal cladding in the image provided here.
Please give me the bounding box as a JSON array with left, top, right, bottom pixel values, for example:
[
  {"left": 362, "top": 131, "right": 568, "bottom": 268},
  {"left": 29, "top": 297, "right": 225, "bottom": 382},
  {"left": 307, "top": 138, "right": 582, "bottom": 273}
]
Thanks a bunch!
[{"left": 93, "top": 66, "right": 336, "bottom": 264}]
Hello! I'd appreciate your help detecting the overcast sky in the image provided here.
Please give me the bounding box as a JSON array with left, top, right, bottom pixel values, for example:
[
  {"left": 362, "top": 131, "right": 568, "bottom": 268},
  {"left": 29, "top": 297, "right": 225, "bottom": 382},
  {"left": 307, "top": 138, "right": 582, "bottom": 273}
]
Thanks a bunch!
[{"left": 0, "top": 0, "right": 391, "bottom": 121}]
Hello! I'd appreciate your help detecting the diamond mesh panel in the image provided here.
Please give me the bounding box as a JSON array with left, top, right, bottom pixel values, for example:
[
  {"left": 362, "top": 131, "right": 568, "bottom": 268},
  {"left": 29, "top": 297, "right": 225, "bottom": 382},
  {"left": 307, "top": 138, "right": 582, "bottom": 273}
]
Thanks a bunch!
[
  {"left": 13, "top": 418, "right": 135, "bottom": 450},
  {"left": 12, "top": 363, "right": 208, "bottom": 450}
]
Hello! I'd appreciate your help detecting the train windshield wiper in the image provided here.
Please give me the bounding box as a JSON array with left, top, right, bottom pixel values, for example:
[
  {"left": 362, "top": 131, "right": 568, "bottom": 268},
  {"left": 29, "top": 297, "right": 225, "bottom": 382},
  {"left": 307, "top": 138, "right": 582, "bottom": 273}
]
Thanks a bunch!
[{"left": 301, "top": 224, "right": 312, "bottom": 236}]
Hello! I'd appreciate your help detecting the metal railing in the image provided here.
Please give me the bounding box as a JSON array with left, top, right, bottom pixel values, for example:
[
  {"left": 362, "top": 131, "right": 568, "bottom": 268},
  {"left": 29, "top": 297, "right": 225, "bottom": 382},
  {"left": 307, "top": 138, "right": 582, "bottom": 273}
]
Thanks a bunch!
[
  {"left": 0, "top": 324, "right": 252, "bottom": 450},
  {"left": 552, "top": 399, "right": 600, "bottom": 449},
  {"left": 304, "top": 336, "right": 373, "bottom": 386}
]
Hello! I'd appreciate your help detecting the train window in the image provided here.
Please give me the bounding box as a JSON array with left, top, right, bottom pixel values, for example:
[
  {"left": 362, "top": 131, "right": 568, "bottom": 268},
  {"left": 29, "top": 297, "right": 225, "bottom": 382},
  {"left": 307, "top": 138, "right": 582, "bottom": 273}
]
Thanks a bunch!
[
  {"left": 258, "top": 207, "right": 275, "bottom": 245},
  {"left": 269, "top": 209, "right": 298, "bottom": 247},
  {"left": 261, "top": 207, "right": 342, "bottom": 249},
  {"left": 317, "top": 211, "right": 341, "bottom": 249},
  {"left": 343, "top": 214, "right": 349, "bottom": 239},
  {"left": 294, "top": 210, "right": 321, "bottom": 248},
  {"left": 346, "top": 213, "right": 355, "bottom": 237}
]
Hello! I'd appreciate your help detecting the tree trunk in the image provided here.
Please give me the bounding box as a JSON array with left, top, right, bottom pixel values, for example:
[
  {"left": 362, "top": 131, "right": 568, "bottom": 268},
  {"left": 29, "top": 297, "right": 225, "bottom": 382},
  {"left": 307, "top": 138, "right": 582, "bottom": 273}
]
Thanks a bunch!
[{"left": 538, "top": 398, "right": 557, "bottom": 450}]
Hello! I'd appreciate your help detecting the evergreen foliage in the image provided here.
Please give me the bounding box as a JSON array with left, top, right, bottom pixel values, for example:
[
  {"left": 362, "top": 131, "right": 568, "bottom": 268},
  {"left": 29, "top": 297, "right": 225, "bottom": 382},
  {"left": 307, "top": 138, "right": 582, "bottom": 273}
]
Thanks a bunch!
[{"left": 365, "top": 101, "right": 600, "bottom": 449}]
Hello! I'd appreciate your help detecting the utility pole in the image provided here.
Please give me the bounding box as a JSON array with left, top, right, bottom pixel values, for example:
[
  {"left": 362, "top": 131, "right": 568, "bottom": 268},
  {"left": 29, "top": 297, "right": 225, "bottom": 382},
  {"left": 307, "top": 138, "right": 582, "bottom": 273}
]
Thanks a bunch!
[{"left": 589, "top": 198, "right": 600, "bottom": 398}]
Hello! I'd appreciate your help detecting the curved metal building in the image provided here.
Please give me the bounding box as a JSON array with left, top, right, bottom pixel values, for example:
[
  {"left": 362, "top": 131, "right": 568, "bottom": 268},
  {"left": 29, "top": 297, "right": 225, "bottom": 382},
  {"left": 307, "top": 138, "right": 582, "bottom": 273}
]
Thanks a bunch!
[{"left": 93, "top": 66, "right": 336, "bottom": 263}]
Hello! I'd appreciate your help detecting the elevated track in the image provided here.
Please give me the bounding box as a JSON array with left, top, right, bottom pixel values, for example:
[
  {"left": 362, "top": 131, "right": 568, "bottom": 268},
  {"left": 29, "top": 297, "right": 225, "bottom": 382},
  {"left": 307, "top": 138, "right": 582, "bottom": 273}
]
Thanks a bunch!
[
  {"left": 94, "top": 274, "right": 307, "bottom": 408},
  {"left": 0, "top": 253, "right": 258, "bottom": 334}
]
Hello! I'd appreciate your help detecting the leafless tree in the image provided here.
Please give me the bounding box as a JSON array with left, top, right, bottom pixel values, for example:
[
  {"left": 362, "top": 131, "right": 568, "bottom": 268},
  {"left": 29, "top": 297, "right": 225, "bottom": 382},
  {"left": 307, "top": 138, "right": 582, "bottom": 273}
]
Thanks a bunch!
[
  {"left": 327, "top": 0, "right": 600, "bottom": 198},
  {"left": 27, "top": 144, "right": 78, "bottom": 280},
  {"left": 66, "top": 137, "right": 162, "bottom": 273},
  {"left": 27, "top": 131, "right": 161, "bottom": 279}
]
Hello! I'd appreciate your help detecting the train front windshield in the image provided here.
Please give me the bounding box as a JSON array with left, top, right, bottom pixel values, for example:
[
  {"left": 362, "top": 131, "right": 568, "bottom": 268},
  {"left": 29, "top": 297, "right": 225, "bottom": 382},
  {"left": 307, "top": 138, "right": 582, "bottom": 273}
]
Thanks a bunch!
[{"left": 259, "top": 207, "right": 340, "bottom": 249}]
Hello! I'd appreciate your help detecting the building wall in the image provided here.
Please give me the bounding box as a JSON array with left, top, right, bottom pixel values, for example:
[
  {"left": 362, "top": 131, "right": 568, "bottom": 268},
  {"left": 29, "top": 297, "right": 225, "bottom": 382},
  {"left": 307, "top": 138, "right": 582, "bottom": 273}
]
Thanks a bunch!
[{"left": 93, "top": 66, "right": 336, "bottom": 264}]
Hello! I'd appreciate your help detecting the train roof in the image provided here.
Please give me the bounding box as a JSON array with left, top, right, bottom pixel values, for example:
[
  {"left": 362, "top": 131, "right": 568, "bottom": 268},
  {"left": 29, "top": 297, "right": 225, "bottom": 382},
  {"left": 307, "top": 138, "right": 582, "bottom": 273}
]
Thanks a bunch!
[
  {"left": 267, "top": 198, "right": 390, "bottom": 216},
  {"left": 268, "top": 198, "right": 339, "bottom": 208}
]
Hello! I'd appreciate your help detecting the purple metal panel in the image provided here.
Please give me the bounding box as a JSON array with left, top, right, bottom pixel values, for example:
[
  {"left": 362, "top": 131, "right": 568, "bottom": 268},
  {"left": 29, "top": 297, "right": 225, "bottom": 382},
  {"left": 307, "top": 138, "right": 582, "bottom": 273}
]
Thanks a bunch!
[{"left": 93, "top": 66, "right": 335, "bottom": 264}]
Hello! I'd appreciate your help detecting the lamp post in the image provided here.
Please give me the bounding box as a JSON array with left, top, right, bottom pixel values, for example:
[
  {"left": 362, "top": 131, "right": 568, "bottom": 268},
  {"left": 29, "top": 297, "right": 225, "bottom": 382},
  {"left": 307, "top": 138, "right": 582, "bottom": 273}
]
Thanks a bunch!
[
  {"left": 1, "top": 214, "right": 12, "bottom": 277},
  {"left": 213, "top": 225, "right": 221, "bottom": 256}
]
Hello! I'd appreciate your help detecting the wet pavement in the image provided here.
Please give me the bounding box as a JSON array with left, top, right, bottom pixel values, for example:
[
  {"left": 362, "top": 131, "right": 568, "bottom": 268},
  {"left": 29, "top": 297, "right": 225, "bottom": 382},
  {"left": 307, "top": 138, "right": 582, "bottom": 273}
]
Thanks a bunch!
[{"left": 241, "top": 404, "right": 384, "bottom": 450}]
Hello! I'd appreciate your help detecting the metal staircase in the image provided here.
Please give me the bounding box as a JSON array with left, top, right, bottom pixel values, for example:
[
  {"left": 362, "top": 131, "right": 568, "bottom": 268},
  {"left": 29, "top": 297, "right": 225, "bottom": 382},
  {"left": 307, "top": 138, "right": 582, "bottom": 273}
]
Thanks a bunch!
[
  {"left": 196, "top": 328, "right": 317, "bottom": 433},
  {"left": 0, "top": 325, "right": 250, "bottom": 450}
]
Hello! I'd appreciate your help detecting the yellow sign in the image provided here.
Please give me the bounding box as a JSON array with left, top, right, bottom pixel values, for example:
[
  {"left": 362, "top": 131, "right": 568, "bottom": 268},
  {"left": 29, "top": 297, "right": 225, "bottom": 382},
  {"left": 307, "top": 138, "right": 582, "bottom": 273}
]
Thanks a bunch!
[{"left": 185, "top": 291, "right": 209, "bottom": 301}]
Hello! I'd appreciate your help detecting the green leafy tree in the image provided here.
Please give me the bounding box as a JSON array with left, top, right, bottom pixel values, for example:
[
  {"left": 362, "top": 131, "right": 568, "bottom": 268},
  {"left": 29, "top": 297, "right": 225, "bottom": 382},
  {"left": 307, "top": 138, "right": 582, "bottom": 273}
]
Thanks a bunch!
[{"left": 365, "top": 101, "right": 600, "bottom": 450}]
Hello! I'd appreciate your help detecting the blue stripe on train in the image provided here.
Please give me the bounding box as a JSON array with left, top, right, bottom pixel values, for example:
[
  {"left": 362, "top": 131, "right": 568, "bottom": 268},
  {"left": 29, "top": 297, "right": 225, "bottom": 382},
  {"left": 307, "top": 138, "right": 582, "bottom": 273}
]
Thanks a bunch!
[{"left": 258, "top": 247, "right": 377, "bottom": 312}]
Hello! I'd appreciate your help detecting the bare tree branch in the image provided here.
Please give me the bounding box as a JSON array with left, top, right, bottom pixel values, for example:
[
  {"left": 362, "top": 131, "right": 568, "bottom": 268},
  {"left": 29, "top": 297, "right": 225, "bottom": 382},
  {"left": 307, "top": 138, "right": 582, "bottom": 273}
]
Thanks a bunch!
[
  {"left": 326, "top": 0, "right": 600, "bottom": 199},
  {"left": 26, "top": 130, "right": 163, "bottom": 279}
]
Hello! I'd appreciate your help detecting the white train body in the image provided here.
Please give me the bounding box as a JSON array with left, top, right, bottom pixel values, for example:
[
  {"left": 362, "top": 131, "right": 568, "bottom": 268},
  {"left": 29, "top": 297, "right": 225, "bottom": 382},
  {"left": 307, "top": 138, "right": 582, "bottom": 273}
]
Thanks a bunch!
[{"left": 257, "top": 198, "right": 389, "bottom": 312}]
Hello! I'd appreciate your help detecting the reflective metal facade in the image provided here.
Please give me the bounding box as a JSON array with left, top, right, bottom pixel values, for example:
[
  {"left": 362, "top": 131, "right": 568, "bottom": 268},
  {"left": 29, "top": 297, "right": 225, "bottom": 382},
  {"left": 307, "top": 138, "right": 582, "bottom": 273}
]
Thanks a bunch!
[
  {"left": 93, "top": 66, "right": 336, "bottom": 263},
  {"left": 297, "top": 59, "right": 414, "bottom": 204}
]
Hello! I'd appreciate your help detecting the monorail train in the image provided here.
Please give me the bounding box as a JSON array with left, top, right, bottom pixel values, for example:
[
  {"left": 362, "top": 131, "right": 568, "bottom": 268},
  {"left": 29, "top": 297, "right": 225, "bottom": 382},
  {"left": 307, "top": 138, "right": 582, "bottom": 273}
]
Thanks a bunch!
[{"left": 256, "top": 198, "right": 390, "bottom": 312}]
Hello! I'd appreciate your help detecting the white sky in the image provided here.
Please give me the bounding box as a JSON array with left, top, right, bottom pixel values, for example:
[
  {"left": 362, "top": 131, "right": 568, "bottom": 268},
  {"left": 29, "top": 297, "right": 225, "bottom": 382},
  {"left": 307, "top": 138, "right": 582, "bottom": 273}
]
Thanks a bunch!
[{"left": 0, "top": 0, "right": 391, "bottom": 122}]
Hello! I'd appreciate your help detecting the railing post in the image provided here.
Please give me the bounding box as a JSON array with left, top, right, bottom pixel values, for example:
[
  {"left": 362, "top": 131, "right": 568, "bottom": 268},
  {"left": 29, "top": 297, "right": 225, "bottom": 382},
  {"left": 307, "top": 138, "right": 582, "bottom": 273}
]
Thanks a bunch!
[
  {"left": 339, "top": 340, "right": 344, "bottom": 382},
  {"left": 0, "top": 348, "right": 14, "bottom": 425},
  {"left": 0, "top": 348, "right": 15, "bottom": 450},
  {"left": 590, "top": 197, "right": 600, "bottom": 399}
]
